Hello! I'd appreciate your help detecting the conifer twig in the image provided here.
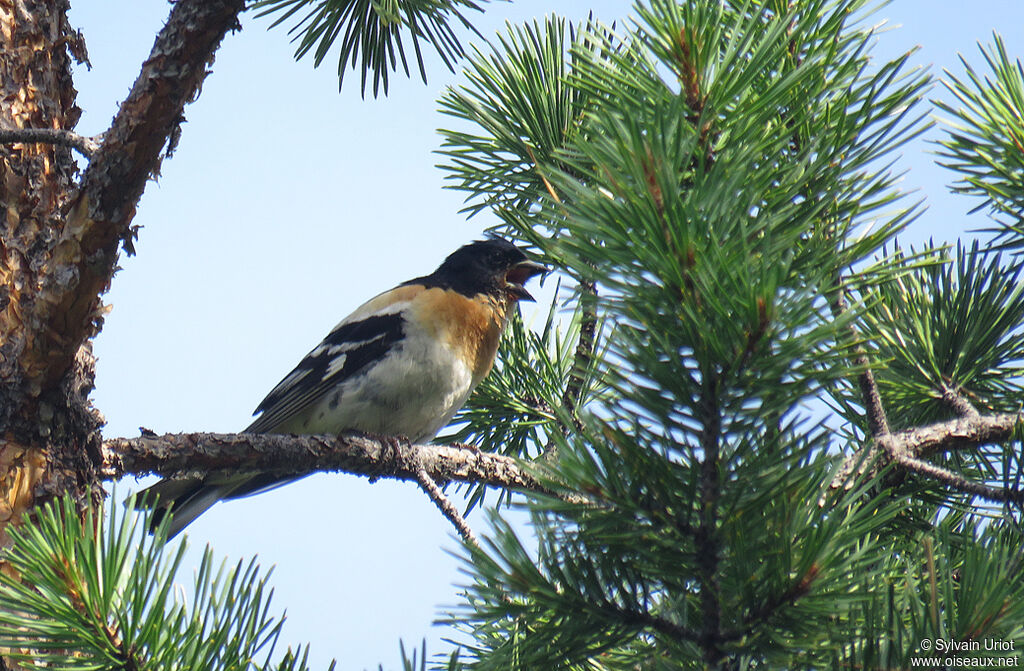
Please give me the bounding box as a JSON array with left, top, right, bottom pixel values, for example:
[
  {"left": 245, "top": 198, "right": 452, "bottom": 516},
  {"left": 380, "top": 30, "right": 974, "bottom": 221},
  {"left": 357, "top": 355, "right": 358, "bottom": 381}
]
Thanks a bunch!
[
  {"left": 696, "top": 373, "right": 723, "bottom": 664},
  {"left": 415, "top": 467, "right": 479, "bottom": 547},
  {"left": 0, "top": 127, "right": 101, "bottom": 157},
  {"left": 828, "top": 281, "right": 891, "bottom": 491},
  {"left": 940, "top": 383, "right": 981, "bottom": 419}
]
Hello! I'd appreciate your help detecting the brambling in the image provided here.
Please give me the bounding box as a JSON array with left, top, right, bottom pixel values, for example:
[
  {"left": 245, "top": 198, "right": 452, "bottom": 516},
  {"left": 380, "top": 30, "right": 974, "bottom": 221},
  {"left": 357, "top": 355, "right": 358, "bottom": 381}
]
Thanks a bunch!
[{"left": 139, "top": 238, "right": 546, "bottom": 538}]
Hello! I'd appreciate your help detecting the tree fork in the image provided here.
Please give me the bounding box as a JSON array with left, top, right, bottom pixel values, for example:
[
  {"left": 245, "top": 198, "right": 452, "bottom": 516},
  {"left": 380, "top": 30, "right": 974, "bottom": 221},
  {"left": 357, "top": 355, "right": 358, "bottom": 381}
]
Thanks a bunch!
[{"left": 0, "top": 0, "right": 245, "bottom": 542}]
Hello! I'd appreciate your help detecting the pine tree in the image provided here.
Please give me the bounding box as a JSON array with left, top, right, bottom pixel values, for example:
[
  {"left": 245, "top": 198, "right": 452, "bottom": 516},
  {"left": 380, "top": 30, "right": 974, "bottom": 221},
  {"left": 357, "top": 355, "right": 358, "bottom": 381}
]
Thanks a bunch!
[
  {"left": 435, "top": 0, "right": 1024, "bottom": 668},
  {"left": 3, "top": 0, "right": 1024, "bottom": 669}
]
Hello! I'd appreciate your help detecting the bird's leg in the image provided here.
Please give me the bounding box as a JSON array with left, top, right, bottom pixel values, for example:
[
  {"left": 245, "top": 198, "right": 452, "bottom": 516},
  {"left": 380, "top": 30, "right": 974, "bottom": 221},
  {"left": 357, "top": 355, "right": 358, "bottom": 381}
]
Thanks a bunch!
[
  {"left": 385, "top": 434, "right": 409, "bottom": 473},
  {"left": 361, "top": 432, "right": 409, "bottom": 482},
  {"left": 373, "top": 432, "right": 411, "bottom": 475}
]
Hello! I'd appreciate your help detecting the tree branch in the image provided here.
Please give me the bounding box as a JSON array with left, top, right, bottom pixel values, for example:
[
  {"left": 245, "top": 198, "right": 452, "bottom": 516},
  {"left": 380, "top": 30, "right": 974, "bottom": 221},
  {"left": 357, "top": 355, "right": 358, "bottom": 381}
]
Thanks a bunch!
[
  {"left": 940, "top": 382, "right": 981, "bottom": 419},
  {"left": 831, "top": 288, "right": 890, "bottom": 438},
  {"left": 696, "top": 372, "right": 723, "bottom": 664},
  {"left": 101, "top": 432, "right": 553, "bottom": 497},
  {"left": 724, "top": 564, "right": 819, "bottom": 642},
  {"left": 543, "top": 279, "right": 597, "bottom": 458},
  {"left": 596, "top": 601, "right": 700, "bottom": 643},
  {"left": 0, "top": 127, "right": 100, "bottom": 157},
  {"left": 827, "top": 411, "right": 1024, "bottom": 502},
  {"left": 882, "top": 411, "right": 1019, "bottom": 459},
  {"left": 25, "top": 0, "right": 245, "bottom": 392},
  {"left": 828, "top": 282, "right": 891, "bottom": 491},
  {"left": 562, "top": 280, "right": 597, "bottom": 424},
  {"left": 889, "top": 450, "right": 1024, "bottom": 504},
  {"left": 415, "top": 467, "right": 479, "bottom": 546}
]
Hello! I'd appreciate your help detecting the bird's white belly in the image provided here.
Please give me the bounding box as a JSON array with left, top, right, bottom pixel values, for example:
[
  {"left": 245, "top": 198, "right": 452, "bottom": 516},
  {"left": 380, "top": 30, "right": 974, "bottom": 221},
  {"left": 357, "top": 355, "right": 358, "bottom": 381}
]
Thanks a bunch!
[{"left": 278, "top": 333, "right": 475, "bottom": 443}]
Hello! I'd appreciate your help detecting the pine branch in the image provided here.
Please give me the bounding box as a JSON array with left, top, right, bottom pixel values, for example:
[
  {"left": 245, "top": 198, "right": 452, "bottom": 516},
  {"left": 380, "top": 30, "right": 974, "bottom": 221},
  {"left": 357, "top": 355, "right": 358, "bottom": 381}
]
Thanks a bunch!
[
  {"left": 0, "top": 127, "right": 100, "bottom": 157},
  {"left": 595, "top": 602, "right": 700, "bottom": 643},
  {"left": 543, "top": 279, "right": 597, "bottom": 459},
  {"left": 890, "top": 450, "right": 1023, "bottom": 504},
  {"left": 27, "top": 0, "right": 245, "bottom": 391},
  {"left": 834, "top": 288, "right": 891, "bottom": 438},
  {"left": 101, "top": 431, "right": 556, "bottom": 497},
  {"left": 562, "top": 280, "right": 597, "bottom": 423},
  {"left": 828, "top": 283, "right": 892, "bottom": 490},
  {"left": 726, "top": 564, "right": 819, "bottom": 641},
  {"left": 884, "top": 411, "right": 1019, "bottom": 458},
  {"left": 940, "top": 382, "right": 981, "bottom": 419},
  {"left": 828, "top": 411, "right": 1024, "bottom": 502},
  {"left": 696, "top": 373, "right": 723, "bottom": 664},
  {"left": 414, "top": 466, "right": 479, "bottom": 547}
]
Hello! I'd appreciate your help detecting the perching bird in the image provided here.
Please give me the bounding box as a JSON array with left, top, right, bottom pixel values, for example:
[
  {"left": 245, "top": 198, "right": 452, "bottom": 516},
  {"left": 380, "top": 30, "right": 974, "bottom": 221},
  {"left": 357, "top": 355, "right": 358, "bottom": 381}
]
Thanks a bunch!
[{"left": 138, "top": 238, "right": 546, "bottom": 538}]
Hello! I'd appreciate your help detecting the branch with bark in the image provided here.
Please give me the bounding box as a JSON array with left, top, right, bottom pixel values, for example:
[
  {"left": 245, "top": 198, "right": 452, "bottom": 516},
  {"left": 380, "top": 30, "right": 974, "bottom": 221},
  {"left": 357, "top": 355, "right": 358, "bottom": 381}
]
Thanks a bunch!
[
  {"left": 0, "top": 0, "right": 248, "bottom": 527},
  {"left": 100, "top": 408, "right": 1024, "bottom": 534},
  {"left": 102, "top": 431, "right": 552, "bottom": 496},
  {"left": 830, "top": 411, "right": 1024, "bottom": 504},
  {"left": 826, "top": 277, "right": 891, "bottom": 493},
  {"left": 0, "top": 127, "right": 100, "bottom": 157},
  {"left": 36, "top": 0, "right": 246, "bottom": 390}
]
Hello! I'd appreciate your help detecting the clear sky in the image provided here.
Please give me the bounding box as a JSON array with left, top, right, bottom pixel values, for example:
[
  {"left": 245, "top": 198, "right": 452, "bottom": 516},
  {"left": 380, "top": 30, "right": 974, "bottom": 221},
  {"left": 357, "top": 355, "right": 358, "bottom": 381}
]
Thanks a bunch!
[{"left": 65, "top": 1, "right": 1024, "bottom": 669}]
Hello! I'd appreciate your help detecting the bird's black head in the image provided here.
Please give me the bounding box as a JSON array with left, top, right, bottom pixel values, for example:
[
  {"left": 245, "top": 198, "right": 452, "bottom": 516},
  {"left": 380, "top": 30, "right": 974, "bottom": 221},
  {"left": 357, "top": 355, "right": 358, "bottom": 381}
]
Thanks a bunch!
[{"left": 417, "top": 239, "right": 547, "bottom": 301}]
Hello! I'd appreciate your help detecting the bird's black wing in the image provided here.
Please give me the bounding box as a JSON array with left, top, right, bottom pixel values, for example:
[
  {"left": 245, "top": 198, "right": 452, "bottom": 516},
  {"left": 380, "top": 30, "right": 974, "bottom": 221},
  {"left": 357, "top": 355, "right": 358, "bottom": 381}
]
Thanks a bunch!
[{"left": 245, "top": 311, "right": 405, "bottom": 433}]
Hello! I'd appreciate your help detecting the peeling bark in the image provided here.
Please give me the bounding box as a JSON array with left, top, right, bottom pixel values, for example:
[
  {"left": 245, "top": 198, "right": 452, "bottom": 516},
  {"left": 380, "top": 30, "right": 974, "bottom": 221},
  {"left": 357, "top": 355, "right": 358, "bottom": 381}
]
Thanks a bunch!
[
  {"left": 0, "top": 0, "right": 245, "bottom": 544},
  {"left": 0, "top": 0, "right": 90, "bottom": 541}
]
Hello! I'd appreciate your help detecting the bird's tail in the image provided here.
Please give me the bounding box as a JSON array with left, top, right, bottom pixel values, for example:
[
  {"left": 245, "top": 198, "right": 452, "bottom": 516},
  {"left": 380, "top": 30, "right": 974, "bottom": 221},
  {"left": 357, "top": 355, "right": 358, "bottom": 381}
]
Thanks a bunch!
[
  {"left": 135, "top": 473, "right": 306, "bottom": 539},
  {"left": 135, "top": 478, "right": 228, "bottom": 540}
]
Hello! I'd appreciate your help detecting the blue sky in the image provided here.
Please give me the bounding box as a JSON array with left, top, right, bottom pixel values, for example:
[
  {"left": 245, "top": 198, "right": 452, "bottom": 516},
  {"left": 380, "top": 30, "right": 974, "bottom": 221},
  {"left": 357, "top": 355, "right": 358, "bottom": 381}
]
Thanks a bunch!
[{"left": 66, "top": 1, "right": 1024, "bottom": 669}]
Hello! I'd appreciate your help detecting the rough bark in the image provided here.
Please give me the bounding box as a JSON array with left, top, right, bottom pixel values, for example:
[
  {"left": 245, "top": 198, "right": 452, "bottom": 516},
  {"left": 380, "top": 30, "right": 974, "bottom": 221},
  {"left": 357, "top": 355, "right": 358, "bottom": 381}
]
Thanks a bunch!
[
  {"left": 103, "top": 432, "right": 553, "bottom": 496},
  {"left": 0, "top": 0, "right": 245, "bottom": 543},
  {"left": 0, "top": 0, "right": 91, "bottom": 541}
]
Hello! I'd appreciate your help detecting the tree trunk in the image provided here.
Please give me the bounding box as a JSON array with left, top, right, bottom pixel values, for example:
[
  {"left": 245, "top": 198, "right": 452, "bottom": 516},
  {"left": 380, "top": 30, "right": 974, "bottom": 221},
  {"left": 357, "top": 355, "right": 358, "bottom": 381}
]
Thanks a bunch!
[
  {"left": 0, "top": 0, "right": 246, "bottom": 548},
  {"left": 0, "top": 0, "right": 101, "bottom": 545}
]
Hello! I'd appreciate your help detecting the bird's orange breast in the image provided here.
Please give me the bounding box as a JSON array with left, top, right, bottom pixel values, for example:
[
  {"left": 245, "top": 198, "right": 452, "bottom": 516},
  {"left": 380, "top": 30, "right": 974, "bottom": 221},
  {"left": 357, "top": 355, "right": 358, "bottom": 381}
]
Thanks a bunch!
[{"left": 410, "top": 287, "right": 509, "bottom": 384}]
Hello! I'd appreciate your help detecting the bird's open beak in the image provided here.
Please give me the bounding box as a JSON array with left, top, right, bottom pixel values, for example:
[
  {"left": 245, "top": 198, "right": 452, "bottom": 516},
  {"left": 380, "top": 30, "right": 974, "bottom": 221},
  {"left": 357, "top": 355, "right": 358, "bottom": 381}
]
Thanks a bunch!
[{"left": 505, "top": 260, "right": 548, "bottom": 302}]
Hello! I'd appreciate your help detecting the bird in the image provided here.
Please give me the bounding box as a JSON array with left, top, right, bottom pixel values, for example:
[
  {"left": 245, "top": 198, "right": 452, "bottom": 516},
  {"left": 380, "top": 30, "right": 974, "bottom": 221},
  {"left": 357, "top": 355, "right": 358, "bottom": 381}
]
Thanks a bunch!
[{"left": 136, "top": 238, "right": 546, "bottom": 538}]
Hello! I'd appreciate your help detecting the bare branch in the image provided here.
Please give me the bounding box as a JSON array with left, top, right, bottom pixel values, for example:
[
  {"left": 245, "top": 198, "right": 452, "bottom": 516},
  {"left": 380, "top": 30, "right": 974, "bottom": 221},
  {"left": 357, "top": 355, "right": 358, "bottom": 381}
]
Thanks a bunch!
[
  {"left": 25, "top": 0, "right": 245, "bottom": 392},
  {"left": 940, "top": 382, "right": 981, "bottom": 419},
  {"left": 0, "top": 127, "right": 100, "bottom": 157},
  {"left": 415, "top": 467, "right": 479, "bottom": 547},
  {"left": 883, "top": 412, "right": 1019, "bottom": 458},
  {"left": 889, "top": 450, "right": 1024, "bottom": 504},
  {"left": 832, "top": 288, "right": 890, "bottom": 438},
  {"left": 829, "top": 411, "right": 1024, "bottom": 501},
  {"left": 828, "top": 283, "right": 890, "bottom": 491},
  {"left": 101, "top": 431, "right": 554, "bottom": 497}
]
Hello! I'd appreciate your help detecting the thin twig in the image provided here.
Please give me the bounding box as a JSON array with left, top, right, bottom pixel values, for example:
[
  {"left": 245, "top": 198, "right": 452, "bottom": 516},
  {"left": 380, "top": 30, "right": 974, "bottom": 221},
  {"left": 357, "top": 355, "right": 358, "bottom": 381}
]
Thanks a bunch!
[
  {"left": 415, "top": 467, "right": 479, "bottom": 547},
  {"left": 596, "top": 601, "right": 700, "bottom": 643},
  {"left": 826, "top": 411, "right": 1024, "bottom": 503},
  {"left": 543, "top": 279, "right": 597, "bottom": 458},
  {"left": 828, "top": 281, "right": 891, "bottom": 491},
  {"left": 723, "top": 564, "right": 819, "bottom": 641},
  {"left": 839, "top": 304, "right": 890, "bottom": 438},
  {"left": 0, "top": 127, "right": 101, "bottom": 157},
  {"left": 890, "top": 449, "right": 1024, "bottom": 504}
]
